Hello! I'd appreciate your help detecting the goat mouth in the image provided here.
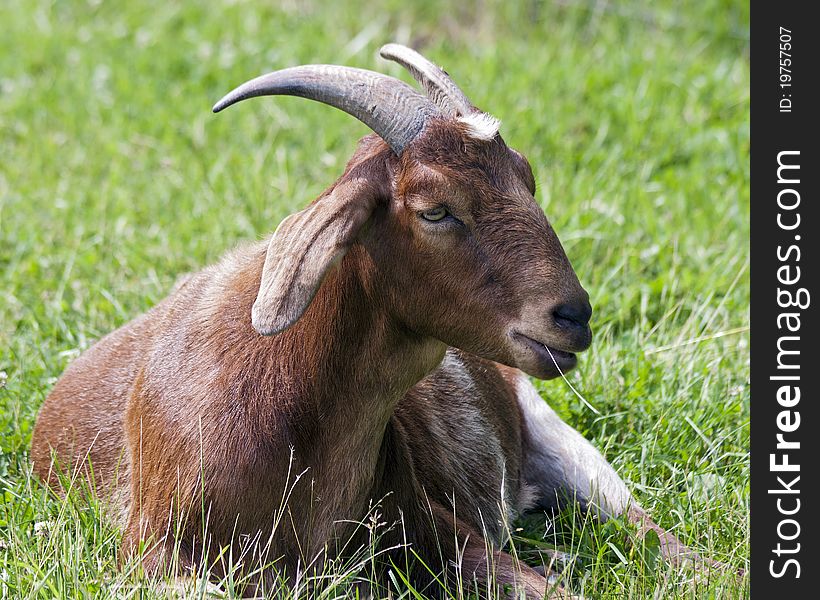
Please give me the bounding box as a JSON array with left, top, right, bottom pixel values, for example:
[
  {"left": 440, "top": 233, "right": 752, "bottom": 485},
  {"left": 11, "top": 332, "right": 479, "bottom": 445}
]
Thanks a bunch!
[{"left": 511, "top": 332, "right": 578, "bottom": 373}]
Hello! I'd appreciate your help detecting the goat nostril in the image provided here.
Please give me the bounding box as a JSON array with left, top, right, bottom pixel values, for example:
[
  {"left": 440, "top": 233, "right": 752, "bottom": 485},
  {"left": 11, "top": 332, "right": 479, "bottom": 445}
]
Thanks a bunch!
[{"left": 553, "top": 301, "right": 592, "bottom": 329}]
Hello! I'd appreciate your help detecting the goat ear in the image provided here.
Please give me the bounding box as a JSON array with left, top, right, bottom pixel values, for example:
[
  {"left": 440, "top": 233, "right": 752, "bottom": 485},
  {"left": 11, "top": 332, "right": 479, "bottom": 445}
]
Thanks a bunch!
[{"left": 252, "top": 178, "right": 380, "bottom": 335}]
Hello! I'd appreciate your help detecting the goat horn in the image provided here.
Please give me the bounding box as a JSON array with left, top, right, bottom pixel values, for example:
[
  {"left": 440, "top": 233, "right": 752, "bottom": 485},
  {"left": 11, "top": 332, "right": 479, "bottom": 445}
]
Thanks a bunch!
[
  {"left": 212, "top": 65, "right": 440, "bottom": 155},
  {"left": 379, "top": 44, "right": 473, "bottom": 117}
]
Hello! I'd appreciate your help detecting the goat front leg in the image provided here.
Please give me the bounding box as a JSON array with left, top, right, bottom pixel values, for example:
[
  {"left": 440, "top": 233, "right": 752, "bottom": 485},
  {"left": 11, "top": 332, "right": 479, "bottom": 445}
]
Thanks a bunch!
[
  {"left": 513, "top": 374, "right": 733, "bottom": 576},
  {"left": 422, "top": 501, "right": 574, "bottom": 600},
  {"left": 624, "top": 505, "right": 741, "bottom": 576}
]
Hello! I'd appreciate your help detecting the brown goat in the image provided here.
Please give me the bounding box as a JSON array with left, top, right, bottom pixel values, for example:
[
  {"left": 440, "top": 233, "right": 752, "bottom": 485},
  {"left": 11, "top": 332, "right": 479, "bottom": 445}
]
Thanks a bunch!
[{"left": 31, "top": 45, "right": 718, "bottom": 597}]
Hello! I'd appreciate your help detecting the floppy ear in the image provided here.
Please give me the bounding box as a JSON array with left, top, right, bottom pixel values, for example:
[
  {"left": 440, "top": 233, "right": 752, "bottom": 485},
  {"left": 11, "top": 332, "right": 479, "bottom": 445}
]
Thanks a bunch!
[{"left": 252, "top": 177, "right": 380, "bottom": 335}]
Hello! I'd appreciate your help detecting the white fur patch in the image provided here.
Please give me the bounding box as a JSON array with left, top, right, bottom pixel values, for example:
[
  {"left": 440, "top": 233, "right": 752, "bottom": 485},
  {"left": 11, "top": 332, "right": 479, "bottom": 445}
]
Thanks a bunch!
[
  {"left": 458, "top": 112, "right": 501, "bottom": 140},
  {"left": 514, "top": 373, "right": 633, "bottom": 518}
]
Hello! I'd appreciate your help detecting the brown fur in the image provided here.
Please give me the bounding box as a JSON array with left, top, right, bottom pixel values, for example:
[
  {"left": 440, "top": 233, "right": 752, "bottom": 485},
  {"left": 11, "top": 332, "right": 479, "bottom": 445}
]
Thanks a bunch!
[{"left": 31, "top": 118, "right": 715, "bottom": 597}]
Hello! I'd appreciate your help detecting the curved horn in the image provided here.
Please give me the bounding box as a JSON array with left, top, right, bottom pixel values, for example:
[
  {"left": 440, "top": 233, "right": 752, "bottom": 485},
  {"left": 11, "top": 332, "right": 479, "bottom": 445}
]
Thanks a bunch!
[
  {"left": 379, "top": 43, "right": 473, "bottom": 117},
  {"left": 212, "top": 65, "right": 440, "bottom": 155}
]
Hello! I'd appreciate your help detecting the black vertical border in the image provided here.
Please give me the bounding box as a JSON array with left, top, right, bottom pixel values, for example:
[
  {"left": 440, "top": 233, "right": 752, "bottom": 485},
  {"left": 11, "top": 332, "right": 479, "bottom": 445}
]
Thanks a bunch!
[{"left": 751, "top": 2, "right": 818, "bottom": 595}]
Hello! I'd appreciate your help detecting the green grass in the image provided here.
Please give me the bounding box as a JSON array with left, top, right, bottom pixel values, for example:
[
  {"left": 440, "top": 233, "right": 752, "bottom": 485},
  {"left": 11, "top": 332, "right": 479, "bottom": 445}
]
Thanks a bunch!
[{"left": 1, "top": 0, "right": 749, "bottom": 597}]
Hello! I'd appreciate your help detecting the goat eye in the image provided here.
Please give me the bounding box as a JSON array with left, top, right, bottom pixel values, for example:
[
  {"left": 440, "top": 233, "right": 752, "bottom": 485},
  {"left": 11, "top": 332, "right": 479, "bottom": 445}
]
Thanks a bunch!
[{"left": 421, "top": 207, "right": 448, "bottom": 222}]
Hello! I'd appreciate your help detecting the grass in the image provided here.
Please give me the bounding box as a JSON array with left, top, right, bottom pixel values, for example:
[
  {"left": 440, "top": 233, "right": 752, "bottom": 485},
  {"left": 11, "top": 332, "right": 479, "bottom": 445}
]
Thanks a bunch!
[{"left": 0, "top": 0, "right": 749, "bottom": 597}]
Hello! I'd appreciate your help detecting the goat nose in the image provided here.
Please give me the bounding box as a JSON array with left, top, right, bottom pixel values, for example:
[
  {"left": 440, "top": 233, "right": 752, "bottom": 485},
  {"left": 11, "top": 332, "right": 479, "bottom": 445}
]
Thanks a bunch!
[{"left": 552, "top": 300, "right": 592, "bottom": 330}]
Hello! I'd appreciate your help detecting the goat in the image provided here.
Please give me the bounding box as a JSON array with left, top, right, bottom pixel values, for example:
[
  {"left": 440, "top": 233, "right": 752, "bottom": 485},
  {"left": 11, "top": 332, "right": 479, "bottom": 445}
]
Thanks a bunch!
[{"left": 31, "top": 44, "right": 720, "bottom": 597}]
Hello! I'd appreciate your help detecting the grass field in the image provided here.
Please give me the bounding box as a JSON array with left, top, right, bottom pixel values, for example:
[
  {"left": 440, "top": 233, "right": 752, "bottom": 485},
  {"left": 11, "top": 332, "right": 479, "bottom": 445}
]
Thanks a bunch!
[{"left": 0, "top": 0, "right": 749, "bottom": 597}]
